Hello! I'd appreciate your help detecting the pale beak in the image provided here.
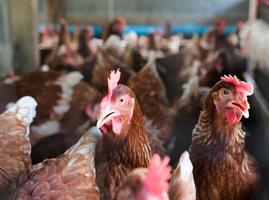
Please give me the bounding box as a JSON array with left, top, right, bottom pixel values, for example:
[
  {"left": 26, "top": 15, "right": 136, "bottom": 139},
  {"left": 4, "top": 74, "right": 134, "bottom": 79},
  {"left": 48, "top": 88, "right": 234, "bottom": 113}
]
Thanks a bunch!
[
  {"left": 96, "top": 106, "right": 120, "bottom": 129},
  {"left": 228, "top": 100, "right": 249, "bottom": 118}
]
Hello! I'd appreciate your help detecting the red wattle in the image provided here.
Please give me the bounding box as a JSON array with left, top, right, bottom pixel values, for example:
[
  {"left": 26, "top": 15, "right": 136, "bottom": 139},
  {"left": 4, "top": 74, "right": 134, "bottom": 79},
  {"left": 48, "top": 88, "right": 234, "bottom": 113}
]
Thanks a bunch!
[{"left": 226, "top": 109, "right": 237, "bottom": 124}]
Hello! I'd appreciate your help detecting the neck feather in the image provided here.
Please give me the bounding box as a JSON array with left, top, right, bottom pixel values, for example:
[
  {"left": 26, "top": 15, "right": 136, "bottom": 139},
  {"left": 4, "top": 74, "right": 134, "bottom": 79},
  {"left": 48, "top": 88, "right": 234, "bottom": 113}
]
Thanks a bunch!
[{"left": 103, "top": 102, "right": 152, "bottom": 167}]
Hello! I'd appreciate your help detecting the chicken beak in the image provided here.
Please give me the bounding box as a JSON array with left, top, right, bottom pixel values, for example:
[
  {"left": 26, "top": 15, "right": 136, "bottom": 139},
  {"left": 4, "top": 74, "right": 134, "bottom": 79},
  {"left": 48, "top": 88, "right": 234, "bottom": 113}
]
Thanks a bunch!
[
  {"left": 229, "top": 100, "right": 250, "bottom": 119},
  {"left": 96, "top": 107, "right": 120, "bottom": 129}
]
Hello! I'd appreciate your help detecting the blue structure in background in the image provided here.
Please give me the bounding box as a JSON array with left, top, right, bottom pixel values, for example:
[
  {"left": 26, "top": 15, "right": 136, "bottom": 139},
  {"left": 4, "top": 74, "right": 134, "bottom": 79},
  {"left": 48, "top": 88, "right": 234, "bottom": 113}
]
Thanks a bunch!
[{"left": 37, "top": 23, "right": 236, "bottom": 37}]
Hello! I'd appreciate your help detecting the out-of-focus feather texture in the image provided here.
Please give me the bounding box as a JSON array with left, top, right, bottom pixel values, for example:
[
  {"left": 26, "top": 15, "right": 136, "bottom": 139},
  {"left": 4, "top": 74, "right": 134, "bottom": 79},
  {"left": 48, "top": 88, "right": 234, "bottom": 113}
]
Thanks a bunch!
[
  {"left": 14, "top": 127, "right": 101, "bottom": 200},
  {"left": 0, "top": 96, "right": 37, "bottom": 199}
]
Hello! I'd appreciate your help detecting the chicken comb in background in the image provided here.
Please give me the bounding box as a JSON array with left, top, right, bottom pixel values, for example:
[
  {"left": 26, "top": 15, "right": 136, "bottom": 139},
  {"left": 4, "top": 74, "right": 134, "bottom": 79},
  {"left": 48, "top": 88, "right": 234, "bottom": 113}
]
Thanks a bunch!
[
  {"left": 221, "top": 75, "right": 254, "bottom": 96},
  {"left": 7, "top": 96, "right": 38, "bottom": 124},
  {"left": 142, "top": 154, "right": 171, "bottom": 198}
]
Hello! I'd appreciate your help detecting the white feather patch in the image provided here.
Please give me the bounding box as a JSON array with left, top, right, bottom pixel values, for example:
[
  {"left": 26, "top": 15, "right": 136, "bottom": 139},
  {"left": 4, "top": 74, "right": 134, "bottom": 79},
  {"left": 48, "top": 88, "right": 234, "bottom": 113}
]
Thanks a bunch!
[
  {"left": 240, "top": 20, "right": 269, "bottom": 75},
  {"left": 31, "top": 120, "right": 60, "bottom": 138},
  {"left": 178, "top": 151, "right": 193, "bottom": 181},
  {"left": 7, "top": 96, "right": 37, "bottom": 124},
  {"left": 52, "top": 72, "right": 83, "bottom": 118}
]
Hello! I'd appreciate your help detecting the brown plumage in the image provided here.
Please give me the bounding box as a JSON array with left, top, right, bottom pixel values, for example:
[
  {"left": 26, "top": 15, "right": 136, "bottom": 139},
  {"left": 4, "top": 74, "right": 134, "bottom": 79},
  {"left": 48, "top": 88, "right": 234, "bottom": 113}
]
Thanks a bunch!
[
  {"left": 189, "top": 78, "right": 260, "bottom": 200},
  {"left": 95, "top": 69, "right": 164, "bottom": 200},
  {"left": 14, "top": 70, "right": 94, "bottom": 146},
  {"left": 91, "top": 36, "right": 134, "bottom": 91},
  {"left": 60, "top": 81, "right": 101, "bottom": 133},
  {"left": 95, "top": 89, "right": 152, "bottom": 200},
  {"left": 14, "top": 127, "right": 101, "bottom": 200},
  {"left": 45, "top": 19, "right": 85, "bottom": 71},
  {"left": 28, "top": 74, "right": 101, "bottom": 164},
  {"left": 0, "top": 96, "right": 37, "bottom": 199},
  {"left": 14, "top": 70, "right": 62, "bottom": 124},
  {"left": 128, "top": 54, "right": 175, "bottom": 143}
]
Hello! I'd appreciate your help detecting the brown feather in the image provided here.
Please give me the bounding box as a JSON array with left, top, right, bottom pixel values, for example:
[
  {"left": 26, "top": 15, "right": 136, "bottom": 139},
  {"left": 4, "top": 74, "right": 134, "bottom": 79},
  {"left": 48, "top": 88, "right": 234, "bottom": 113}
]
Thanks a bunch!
[
  {"left": 128, "top": 57, "right": 174, "bottom": 142},
  {"left": 95, "top": 97, "right": 152, "bottom": 200},
  {"left": 0, "top": 112, "right": 31, "bottom": 198},
  {"left": 189, "top": 80, "right": 260, "bottom": 200},
  {"left": 14, "top": 127, "right": 101, "bottom": 200}
]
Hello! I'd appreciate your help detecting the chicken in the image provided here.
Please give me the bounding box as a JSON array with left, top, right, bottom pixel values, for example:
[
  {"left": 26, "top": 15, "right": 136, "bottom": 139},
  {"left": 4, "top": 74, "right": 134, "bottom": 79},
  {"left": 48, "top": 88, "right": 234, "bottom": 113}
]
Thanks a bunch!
[
  {"left": 14, "top": 70, "right": 100, "bottom": 145},
  {"left": 91, "top": 35, "right": 134, "bottom": 91},
  {"left": 77, "top": 26, "right": 94, "bottom": 62},
  {"left": 169, "top": 151, "right": 196, "bottom": 200},
  {"left": 45, "top": 19, "right": 84, "bottom": 71},
  {"left": 0, "top": 96, "right": 37, "bottom": 199},
  {"left": 116, "top": 154, "right": 171, "bottom": 200},
  {"left": 128, "top": 53, "right": 176, "bottom": 143},
  {"left": 189, "top": 75, "right": 260, "bottom": 200},
  {"left": 95, "top": 69, "right": 164, "bottom": 200},
  {"left": 102, "top": 16, "right": 127, "bottom": 41},
  {"left": 169, "top": 74, "right": 209, "bottom": 164},
  {"left": 14, "top": 127, "right": 101, "bottom": 200}
]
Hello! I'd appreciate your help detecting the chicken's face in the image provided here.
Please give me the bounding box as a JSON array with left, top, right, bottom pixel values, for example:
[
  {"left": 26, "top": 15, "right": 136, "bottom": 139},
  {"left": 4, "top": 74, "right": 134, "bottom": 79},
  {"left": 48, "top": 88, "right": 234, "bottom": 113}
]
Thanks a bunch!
[
  {"left": 211, "top": 75, "right": 253, "bottom": 125},
  {"left": 96, "top": 69, "right": 135, "bottom": 137},
  {"left": 97, "top": 85, "right": 135, "bottom": 136}
]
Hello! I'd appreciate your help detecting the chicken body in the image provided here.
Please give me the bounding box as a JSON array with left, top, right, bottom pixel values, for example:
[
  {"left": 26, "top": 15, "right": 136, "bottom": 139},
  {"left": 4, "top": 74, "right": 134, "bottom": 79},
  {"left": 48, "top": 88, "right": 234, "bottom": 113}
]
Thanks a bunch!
[
  {"left": 95, "top": 93, "right": 152, "bottom": 200},
  {"left": 0, "top": 96, "right": 37, "bottom": 199},
  {"left": 95, "top": 69, "right": 166, "bottom": 200},
  {"left": 14, "top": 127, "right": 101, "bottom": 200},
  {"left": 128, "top": 53, "right": 175, "bottom": 143},
  {"left": 189, "top": 77, "right": 260, "bottom": 200}
]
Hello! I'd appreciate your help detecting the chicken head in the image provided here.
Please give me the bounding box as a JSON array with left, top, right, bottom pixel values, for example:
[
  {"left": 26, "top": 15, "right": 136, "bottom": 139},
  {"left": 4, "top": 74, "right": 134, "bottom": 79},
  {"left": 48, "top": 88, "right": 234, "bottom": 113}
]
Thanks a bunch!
[
  {"left": 211, "top": 75, "right": 253, "bottom": 125},
  {"left": 97, "top": 69, "right": 135, "bottom": 136}
]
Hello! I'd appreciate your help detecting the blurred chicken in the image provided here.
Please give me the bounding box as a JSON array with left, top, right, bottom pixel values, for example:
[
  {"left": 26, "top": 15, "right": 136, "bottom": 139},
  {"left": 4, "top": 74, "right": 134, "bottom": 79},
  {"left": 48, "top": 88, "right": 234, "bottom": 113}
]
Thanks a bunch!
[
  {"left": 169, "top": 151, "right": 196, "bottom": 200},
  {"left": 128, "top": 53, "right": 176, "bottom": 143},
  {"left": 102, "top": 16, "right": 127, "bottom": 41},
  {"left": 169, "top": 73, "right": 209, "bottom": 163},
  {"left": 14, "top": 127, "right": 101, "bottom": 200},
  {"left": 91, "top": 35, "right": 134, "bottom": 91},
  {"left": 0, "top": 96, "right": 37, "bottom": 199},
  {"left": 95, "top": 69, "right": 164, "bottom": 200},
  {"left": 14, "top": 70, "right": 101, "bottom": 146},
  {"left": 77, "top": 26, "right": 94, "bottom": 62},
  {"left": 189, "top": 75, "right": 260, "bottom": 200},
  {"left": 116, "top": 154, "right": 171, "bottom": 200},
  {"left": 45, "top": 19, "right": 84, "bottom": 71}
]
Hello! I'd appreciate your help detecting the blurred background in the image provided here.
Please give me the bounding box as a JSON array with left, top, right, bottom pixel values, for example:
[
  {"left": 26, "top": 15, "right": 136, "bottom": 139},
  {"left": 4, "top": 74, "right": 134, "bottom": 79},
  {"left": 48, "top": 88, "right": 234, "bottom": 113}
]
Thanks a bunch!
[
  {"left": 0, "top": 0, "right": 269, "bottom": 199},
  {"left": 0, "top": 0, "right": 252, "bottom": 76}
]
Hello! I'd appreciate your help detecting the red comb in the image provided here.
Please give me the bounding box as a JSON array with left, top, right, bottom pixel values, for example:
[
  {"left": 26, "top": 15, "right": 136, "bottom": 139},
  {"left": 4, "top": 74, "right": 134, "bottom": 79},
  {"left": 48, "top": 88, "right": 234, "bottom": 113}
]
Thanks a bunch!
[
  {"left": 142, "top": 154, "right": 171, "bottom": 198},
  {"left": 107, "top": 69, "right": 121, "bottom": 98},
  {"left": 221, "top": 75, "right": 253, "bottom": 96}
]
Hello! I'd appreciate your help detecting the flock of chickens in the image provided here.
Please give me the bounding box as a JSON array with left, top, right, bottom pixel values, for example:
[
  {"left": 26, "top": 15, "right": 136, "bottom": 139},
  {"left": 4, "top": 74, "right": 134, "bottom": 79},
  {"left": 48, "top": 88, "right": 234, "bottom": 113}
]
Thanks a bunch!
[{"left": 0, "top": 18, "right": 263, "bottom": 199}]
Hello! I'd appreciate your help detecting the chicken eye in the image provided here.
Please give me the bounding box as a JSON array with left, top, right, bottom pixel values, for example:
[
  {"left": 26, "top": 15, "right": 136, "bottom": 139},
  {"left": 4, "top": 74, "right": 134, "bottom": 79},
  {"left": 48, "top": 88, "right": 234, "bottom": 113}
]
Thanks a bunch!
[
  {"left": 119, "top": 98, "right": 124, "bottom": 103},
  {"left": 223, "top": 89, "right": 230, "bottom": 95}
]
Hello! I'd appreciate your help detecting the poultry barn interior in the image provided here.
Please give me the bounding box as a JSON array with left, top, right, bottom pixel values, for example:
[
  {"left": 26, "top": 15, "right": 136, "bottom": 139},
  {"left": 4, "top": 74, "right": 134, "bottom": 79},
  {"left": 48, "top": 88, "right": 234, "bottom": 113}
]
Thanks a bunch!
[{"left": 0, "top": 0, "right": 269, "bottom": 199}]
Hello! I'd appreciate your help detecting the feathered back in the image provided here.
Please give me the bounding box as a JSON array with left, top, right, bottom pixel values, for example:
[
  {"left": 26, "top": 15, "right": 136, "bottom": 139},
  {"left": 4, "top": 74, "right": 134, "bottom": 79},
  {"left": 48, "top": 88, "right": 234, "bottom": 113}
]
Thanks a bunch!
[{"left": 0, "top": 96, "right": 37, "bottom": 198}]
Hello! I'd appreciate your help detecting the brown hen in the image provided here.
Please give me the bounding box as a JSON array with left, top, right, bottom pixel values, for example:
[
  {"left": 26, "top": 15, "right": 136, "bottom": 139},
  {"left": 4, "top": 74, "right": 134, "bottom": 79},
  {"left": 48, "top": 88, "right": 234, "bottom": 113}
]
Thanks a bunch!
[
  {"left": 14, "top": 127, "right": 101, "bottom": 200},
  {"left": 0, "top": 96, "right": 37, "bottom": 199},
  {"left": 128, "top": 53, "right": 175, "bottom": 143},
  {"left": 189, "top": 75, "right": 260, "bottom": 200},
  {"left": 95, "top": 69, "right": 164, "bottom": 200}
]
